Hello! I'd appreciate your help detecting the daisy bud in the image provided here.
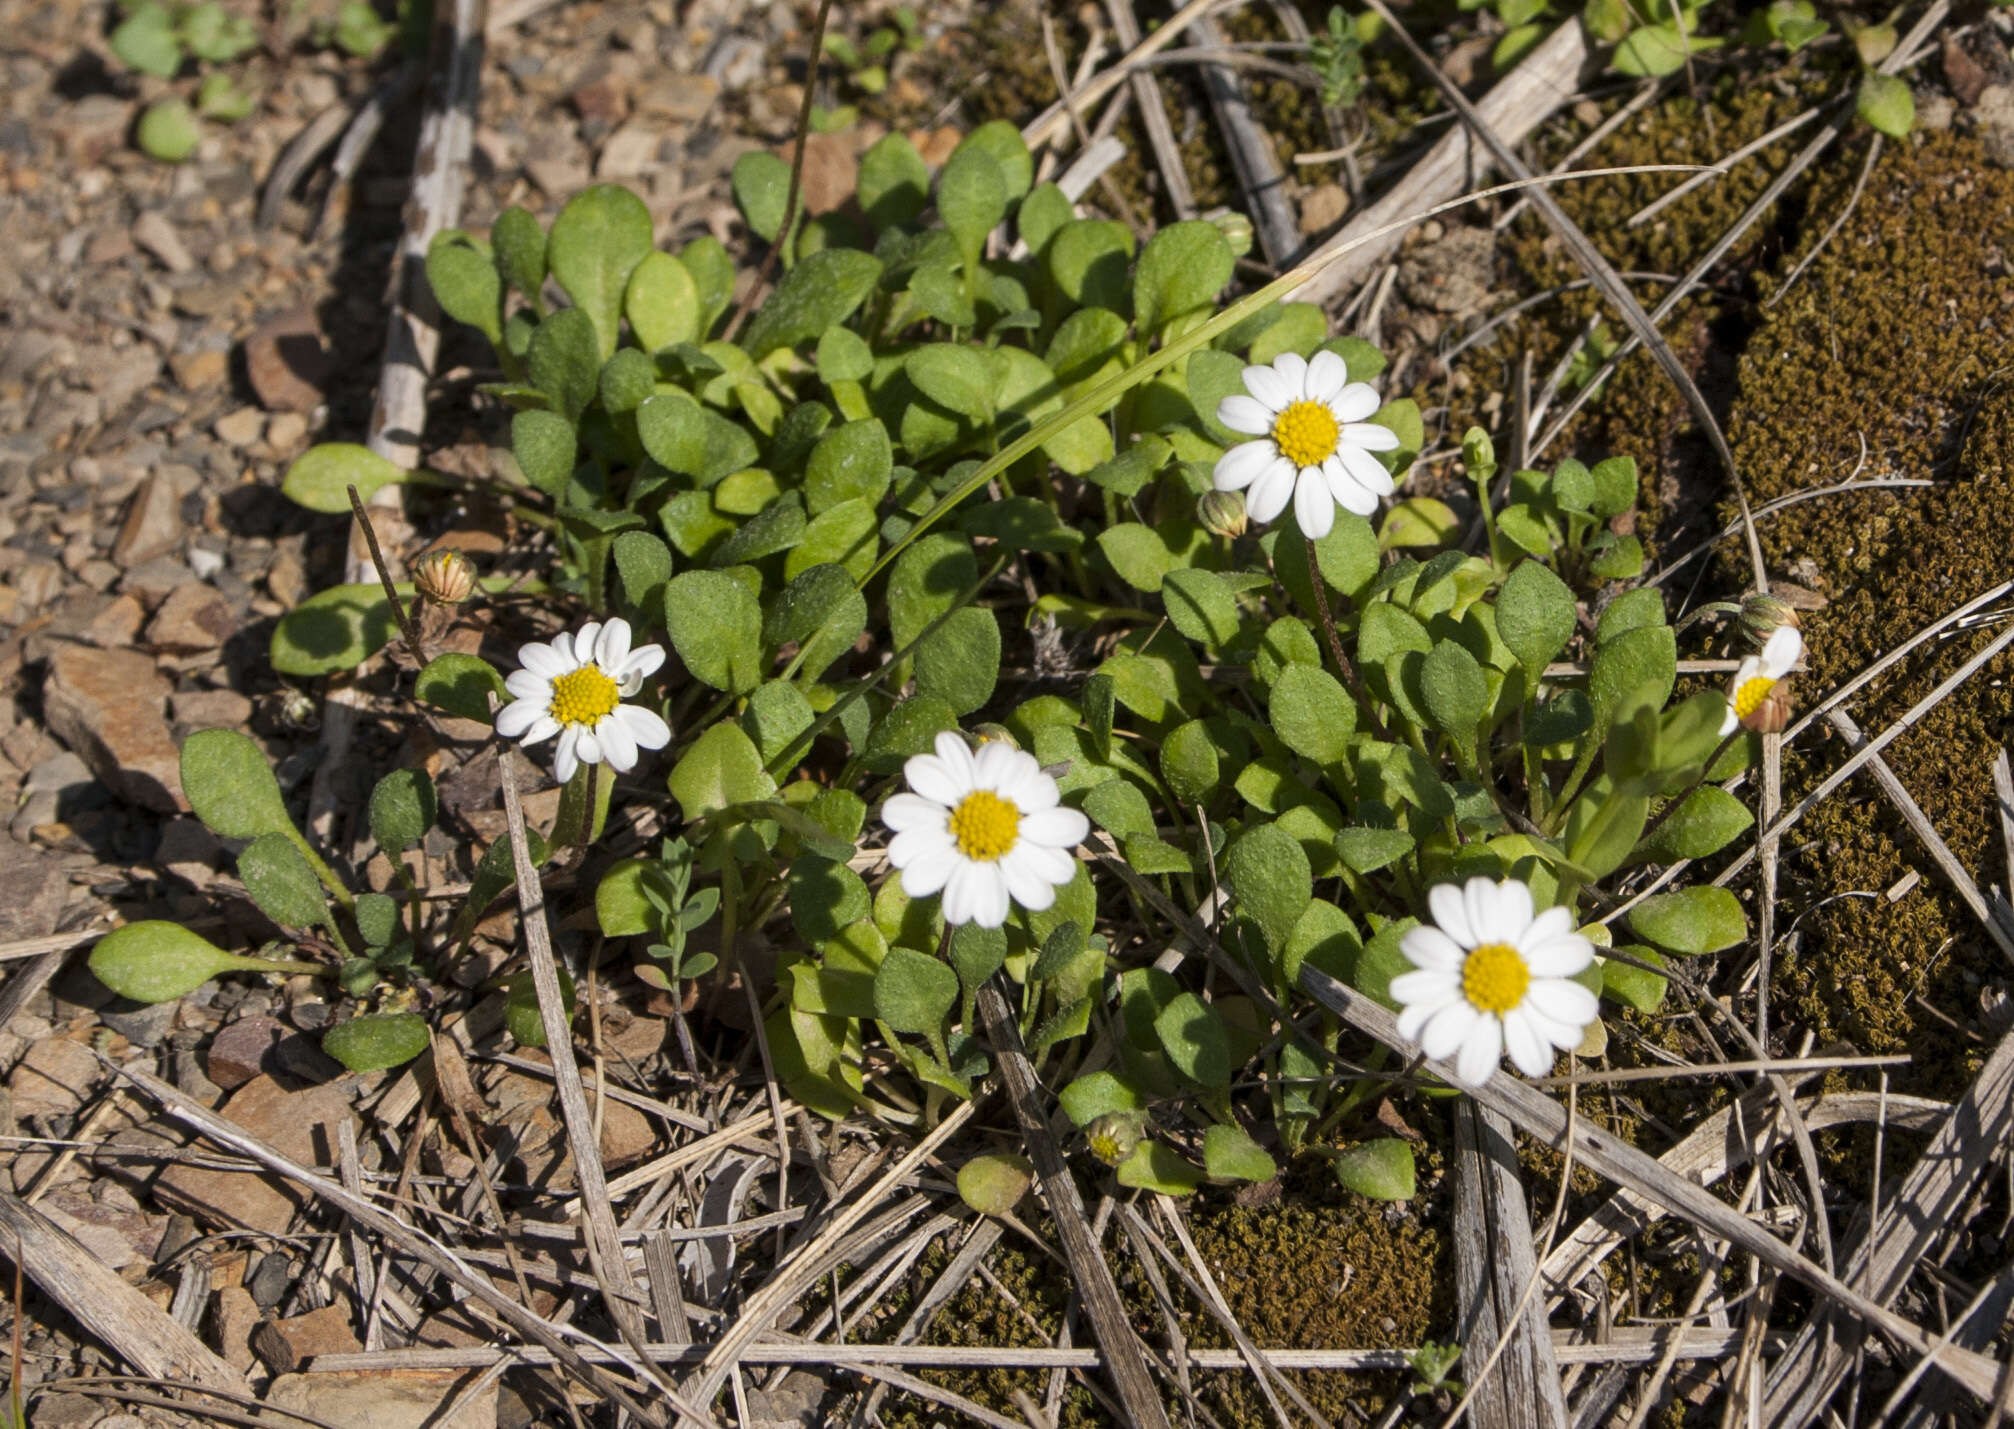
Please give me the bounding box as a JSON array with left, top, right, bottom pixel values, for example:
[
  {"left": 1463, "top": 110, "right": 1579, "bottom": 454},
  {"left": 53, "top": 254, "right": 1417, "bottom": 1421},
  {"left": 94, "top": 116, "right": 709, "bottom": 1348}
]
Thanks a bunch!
[
  {"left": 972, "top": 723, "right": 1020, "bottom": 750},
  {"left": 1203, "top": 208, "right": 1254, "bottom": 258},
  {"left": 1197, "top": 488, "right": 1248, "bottom": 540},
  {"left": 1741, "top": 680, "right": 1793, "bottom": 734},
  {"left": 1739, "top": 593, "right": 1800, "bottom": 647},
  {"left": 1085, "top": 1112, "right": 1144, "bottom": 1167},
  {"left": 414, "top": 549, "right": 476, "bottom": 606},
  {"left": 1720, "top": 625, "right": 1803, "bottom": 736}
]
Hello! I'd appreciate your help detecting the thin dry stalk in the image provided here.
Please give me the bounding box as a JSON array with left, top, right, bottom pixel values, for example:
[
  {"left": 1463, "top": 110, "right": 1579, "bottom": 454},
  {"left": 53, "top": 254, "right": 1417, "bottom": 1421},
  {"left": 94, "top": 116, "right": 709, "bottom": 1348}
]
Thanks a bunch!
[
  {"left": 1023, "top": 0, "right": 1228, "bottom": 151},
  {"left": 1103, "top": 0, "right": 1197, "bottom": 219},
  {"left": 1190, "top": 13, "right": 1299, "bottom": 266}
]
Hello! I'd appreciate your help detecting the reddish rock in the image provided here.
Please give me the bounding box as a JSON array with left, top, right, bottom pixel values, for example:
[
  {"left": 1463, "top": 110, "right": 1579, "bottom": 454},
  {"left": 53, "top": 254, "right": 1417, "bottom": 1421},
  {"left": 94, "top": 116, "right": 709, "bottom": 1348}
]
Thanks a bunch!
[
  {"left": 41, "top": 641, "right": 182, "bottom": 813},
  {"left": 156, "top": 1075, "right": 356, "bottom": 1235},
  {"left": 204, "top": 1016, "right": 291, "bottom": 1090},
  {"left": 252, "top": 1302, "right": 361, "bottom": 1373},
  {"left": 111, "top": 472, "right": 184, "bottom": 568},
  {"left": 242, "top": 307, "right": 332, "bottom": 413},
  {"left": 145, "top": 581, "right": 237, "bottom": 652}
]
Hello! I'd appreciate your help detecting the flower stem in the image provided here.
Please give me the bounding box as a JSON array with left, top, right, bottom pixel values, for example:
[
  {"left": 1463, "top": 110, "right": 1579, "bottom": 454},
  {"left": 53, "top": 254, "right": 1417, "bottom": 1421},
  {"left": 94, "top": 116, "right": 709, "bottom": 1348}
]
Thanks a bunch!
[
  {"left": 1637, "top": 730, "right": 1744, "bottom": 846},
  {"left": 1304, "top": 536, "right": 1392, "bottom": 742}
]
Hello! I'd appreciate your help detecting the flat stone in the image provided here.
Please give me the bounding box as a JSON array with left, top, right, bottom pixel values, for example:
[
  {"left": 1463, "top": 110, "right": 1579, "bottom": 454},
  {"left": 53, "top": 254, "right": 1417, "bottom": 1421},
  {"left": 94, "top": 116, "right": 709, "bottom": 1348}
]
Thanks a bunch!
[
  {"left": 265, "top": 411, "right": 308, "bottom": 451},
  {"left": 252, "top": 1302, "right": 360, "bottom": 1373},
  {"left": 170, "top": 687, "right": 254, "bottom": 731},
  {"left": 97, "top": 996, "right": 180, "bottom": 1048},
  {"left": 111, "top": 471, "right": 185, "bottom": 568},
  {"left": 0, "top": 843, "right": 78, "bottom": 938},
  {"left": 145, "top": 581, "right": 237, "bottom": 652},
  {"left": 211, "top": 1284, "right": 261, "bottom": 1373},
  {"left": 8, "top": 1035, "right": 100, "bottom": 1120},
  {"left": 241, "top": 306, "right": 331, "bottom": 413},
  {"left": 156, "top": 1075, "right": 356, "bottom": 1235},
  {"left": 82, "top": 593, "right": 146, "bottom": 648},
  {"left": 265, "top": 1370, "right": 497, "bottom": 1429},
  {"left": 133, "top": 210, "right": 195, "bottom": 274},
  {"left": 214, "top": 406, "right": 264, "bottom": 448},
  {"left": 205, "top": 1015, "right": 292, "bottom": 1090},
  {"left": 41, "top": 641, "right": 182, "bottom": 813},
  {"left": 1298, "top": 182, "right": 1348, "bottom": 236},
  {"left": 169, "top": 349, "right": 228, "bottom": 392},
  {"left": 37, "top": 1183, "right": 165, "bottom": 1269},
  {"left": 597, "top": 122, "right": 661, "bottom": 179},
  {"left": 121, "top": 556, "right": 196, "bottom": 608},
  {"left": 635, "top": 72, "right": 720, "bottom": 123}
]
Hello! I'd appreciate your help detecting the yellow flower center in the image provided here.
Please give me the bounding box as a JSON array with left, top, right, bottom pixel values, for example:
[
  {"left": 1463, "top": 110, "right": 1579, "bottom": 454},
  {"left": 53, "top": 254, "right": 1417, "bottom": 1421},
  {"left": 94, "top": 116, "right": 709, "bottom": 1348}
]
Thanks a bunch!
[
  {"left": 1461, "top": 942, "right": 1531, "bottom": 1017},
  {"left": 1733, "top": 675, "right": 1776, "bottom": 720},
  {"left": 948, "top": 789, "right": 1020, "bottom": 862},
  {"left": 1271, "top": 399, "right": 1341, "bottom": 469},
  {"left": 547, "top": 666, "right": 620, "bottom": 728}
]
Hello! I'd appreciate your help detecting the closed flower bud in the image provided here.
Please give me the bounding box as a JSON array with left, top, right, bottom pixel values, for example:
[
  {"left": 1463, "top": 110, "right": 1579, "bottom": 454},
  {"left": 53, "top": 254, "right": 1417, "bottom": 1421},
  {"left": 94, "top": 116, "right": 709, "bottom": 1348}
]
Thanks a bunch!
[
  {"left": 414, "top": 549, "right": 476, "bottom": 606},
  {"left": 972, "top": 723, "right": 1019, "bottom": 751},
  {"left": 1197, "top": 488, "right": 1248, "bottom": 540},
  {"left": 1085, "top": 1112, "right": 1145, "bottom": 1167},
  {"left": 1741, "top": 680, "right": 1793, "bottom": 734},
  {"left": 1203, "top": 208, "right": 1255, "bottom": 258},
  {"left": 1739, "top": 593, "right": 1800, "bottom": 647}
]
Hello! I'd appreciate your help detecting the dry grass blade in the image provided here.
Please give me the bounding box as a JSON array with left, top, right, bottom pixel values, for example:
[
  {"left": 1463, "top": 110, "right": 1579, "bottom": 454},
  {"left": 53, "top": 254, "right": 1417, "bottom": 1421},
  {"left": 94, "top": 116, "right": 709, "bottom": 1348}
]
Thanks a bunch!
[
  {"left": 1102, "top": 0, "right": 1196, "bottom": 219},
  {"left": 1451, "top": 1103, "right": 1568, "bottom": 1428},
  {"left": 1190, "top": 13, "right": 1298, "bottom": 266},
  {"left": 976, "top": 980, "right": 1174, "bottom": 1429},
  {"left": 97, "top": 1057, "right": 699, "bottom": 1427},
  {"left": 0, "top": 1190, "right": 249, "bottom": 1396},
  {"left": 1291, "top": 968, "right": 2007, "bottom": 1401},
  {"left": 1022, "top": 0, "right": 1226, "bottom": 151}
]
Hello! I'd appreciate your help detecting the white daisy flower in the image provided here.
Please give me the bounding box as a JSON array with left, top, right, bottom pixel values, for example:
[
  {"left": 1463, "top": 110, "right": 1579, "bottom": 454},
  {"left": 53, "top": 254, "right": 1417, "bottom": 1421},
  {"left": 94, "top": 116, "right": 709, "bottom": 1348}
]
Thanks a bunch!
[
  {"left": 1719, "top": 625, "right": 1803, "bottom": 735},
  {"left": 881, "top": 732, "right": 1090, "bottom": 929},
  {"left": 495, "top": 617, "right": 671, "bottom": 783},
  {"left": 1212, "top": 349, "right": 1402, "bottom": 540},
  {"left": 1390, "top": 876, "right": 1600, "bottom": 1086}
]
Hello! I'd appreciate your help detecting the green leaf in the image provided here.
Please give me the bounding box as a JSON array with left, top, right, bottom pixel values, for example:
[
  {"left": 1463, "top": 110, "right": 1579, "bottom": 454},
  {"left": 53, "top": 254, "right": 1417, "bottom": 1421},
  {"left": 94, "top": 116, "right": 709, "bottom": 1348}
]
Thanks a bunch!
[
  {"left": 1419, "top": 640, "right": 1488, "bottom": 741},
  {"left": 595, "top": 859, "right": 655, "bottom": 937},
  {"left": 599, "top": 349, "right": 656, "bottom": 415},
  {"left": 806, "top": 419, "right": 893, "bottom": 514},
  {"left": 1497, "top": 560, "right": 1576, "bottom": 676},
  {"left": 504, "top": 968, "right": 575, "bottom": 1048},
  {"left": 742, "top": 249, "right": 884, "bottom": 360},
  {"left": 948, "top": 923, "right": 1008, "bottom": 993},
  {"left": 1268, "top": 665, "right": 1355, "bottom": 764},
  {"left": 667, "top": 721, "right": 776, "bottom": 820},
  {"left": 816, "top": 326, "right": 874, "bottom": 384},
  {"left": 1335, "top": 826, "right": 1415, "bottom": 875},
  {"left": 1589, "top": 535, "right": 1645, "bottom": 581},
  {"left": 788, "top": 855, "right": 873, "bottom": 945},
  {"left": 322, "top": 1013, "right": 429, "bottom": 1072},
  {"left": 957, "top": 1152, "right": 1033, "bottom": 1216},
  {"left": 622, "top": 252, "right": 700, "bottom": 355},
  {"left": 1017, "top": 182, "right": 1072, "bottom": 255},
  {"left": 663, "top": 570, "right": 764, "bottom": 694},
  {"left": 355, "top": 893, "right": 400, "bottom": 948},
  {"left": 1613, "top": 21, "right": 1716, "bottom": 76},
  {"left": 1203, "top": 1124, "right": 1277, "bottom": 1183},
  {"left": 112, "top": 3, "right": 182, "bottom": 76},
  {"left": 492, "top": 206, "right": 547, "bottom": 305},
  {"left": 1060, "top": 1070, "right": 1146, "bottom": 1126},
  {"left": 1628, "top": 886, "right": 1747, "bottom": 954},
  {"left": 1116, "top": 1140, "right": 1205, "bottom": 1195},
  {"left": 1160, "top": 569, "right": 1241, "bottom": 649},
  {"left": 874, "top": 944, "right": 959, "bottom": 1034},
  {"left": 1857, "top": 72, "right": 1915, "bottom": 138},
  {"left": 1155, "top": 992, "right": 1232, "bottom": 1089},
  {"left": 181, "top": 730, "right": 294, "bottom": 840},
  {"left": 369, "top": 769, "right": 436, "bottom": 852},
  {"left": 415, "top": 653, "right": 506, "bottom": 723},
  {"left": 1133, "top": 221, "right": 1234, "bottom": 339},
  {"left": 935, "top": 146, "right": 1007, "bottom": 261},
  {"left": 888, "top": 534, "right": 979, "bottom": 650},
  {"left": 426, "top": 231, "right": 503, "bottom": 346},
  {"left": 1096, "top": 520, "right": 1202, "bottom": 593},
  {"left": 135, "top": 97, "right": 200, "bottom": 163},
  {"left": 1047, "top": 220, "right": 1134, "bottom": 310},
  {"left": 194, "top": 70, "right": 255, "bottom": 121},
  {"left": 1329, "top": 1138, "right": 1416, "bottom": 1200},
  {"left": 1160, "top": 719, "right": 1221, "bottom": 804},
  {"left": 1226, "top": 822, "right": 1313, "bottom": 955},
  {"left": 766, "top": 563, "right": 869, "bottom": 682},
  {"left": 1632, "top": 787, "right": 1753, "bottom": 864},
  {"left": 237, "top": 833, "right": 330, "bottom": 929},
  {"left": 90, "top": 923, "right": 312, "bottom": 1004},
  {"left": 546, "top": 184, "right": 655, "bottom": 360},
  {"left": 913, "top": 606, "right": 1001, "bottom": 717},
  {"left": 280, "top": 442, "right": 413, "bottom": 515},
  {"left": 952, "top": 120, "right": 1033, "bottom": 199},
  {"left": 1603, "top": 946, "right": 1668, "bottom": 1012},
  {"left": 858, "top": 132, "right": 932, "bottom": 230},
  {"left": 1589, "top": 624, "right": 1676, "bottom": 738},
  {"left": 731, "top": 150, "right": 793, "bottom": 243},
  {"left": 527, "top": 306, "right": 601, "bottom": 422},
  {"left": 863, "top": 696, "right": 959, "bottom": 772},
  {"left": 612, "top": 531, "right": 675, "bottom": 613}
]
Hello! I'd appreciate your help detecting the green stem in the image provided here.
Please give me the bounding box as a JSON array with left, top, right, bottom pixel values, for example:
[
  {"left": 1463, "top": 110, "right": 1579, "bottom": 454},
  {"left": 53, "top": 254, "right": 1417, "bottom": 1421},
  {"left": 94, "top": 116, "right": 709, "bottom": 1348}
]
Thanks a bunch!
[
  {"left": 1303, "top": 536, "right": 1392, "bottom": 742},
  {"left": 286, "top": 828, "right": 354, "bottom": 912}
]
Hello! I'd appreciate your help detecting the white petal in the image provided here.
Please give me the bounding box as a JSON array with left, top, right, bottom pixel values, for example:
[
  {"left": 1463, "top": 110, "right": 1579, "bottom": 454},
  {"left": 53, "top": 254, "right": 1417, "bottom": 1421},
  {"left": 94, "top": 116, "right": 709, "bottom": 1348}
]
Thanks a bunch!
[
  {"left": 1294, "top": 468, "right": 1336, "bottom": 539},
  {"left": 1000, "top": 850, "right": 1059, "bottom": 912},
  {"left": 883, "top": 793, "right": 950, "bottom": 832},
  {"left": 553, "top": 727, "right": 581, "bottom": 784},
  {"left": 999, "top": 759, "right": 1060, "bottom": 811},
  {"left": 1400, "top": 925, "right": 1467, "bottom": 973},
  {"left": 1730, "top": 655, "right": 1762, "bottom": 691},
  {"left": 614, "top": 703, "right": 671, "bottom": 751},
  {"left": 1338, "top": 443, "right": 1397, "bottom": 497},
  {"left": 1519, "top": 1000, "right": 1589, "bottom": 1051},
  {"left": 1523, "top": 933, "right": 1594, "bottom": 978},
  {"left": 1395, "top": 984, "right": 1459, "bottom": 1042},
  {"left": 1493, "top": 880, "right": 1535, "bottom": 940},
  {"left": 621, "top": 643, "right": 667, "bottom": 681},
  {"left": 932, "top": 731, "right": 977, "bottom": 781},
  {"left": 596, "top": 618, "right": 631, "bottom": 671},
  {"left": 1305, "top": 349, "right": 1348, "bottom": 405},
  {"left": 1428, "top": 882, "right": 1477, "bottom": 946},
  {"left": 1465, "top": 877, "right": 1507, "bottom": 944},
  {"left": 548, "top": 631, "right": 576, "bottom": 666},
  {"left": 899, "top": 845, "right": 960, "bottom": 898},
  {"left": 1246, "top": 458, "right": 1296, "bottom": 525},
  {"left": 1502, "top": 1010, "right": 1553, "bottom": 1078},
  {"left": 945, "top": 861, "right": 1009, "bottom": 929},
  {"left": 1525, "top": 976, "right": 1600, "bottom": 1030},
  {"left": 597, "top": 712, "right": 638, "bottom": 772},
  {"left": 1324, "top": 456, "right": 1380, "bottom": 517},
  {"left": 1419, "top": 999, "right": 1480, "bottom": 1061},
  {"left": 505, "top": 669, "right": 551, "bottom": 701},
  {"left": 573, "top": 623, "right": 602, "bottom": 665},
  {"left": 1762, "top": 625, "right": 1803, "bottom": 678},
  {"left": 1010, "top": 840, "right": 1076, "bottom": 886},
  {"left": 1218, "top": 394, "right": 1275, "bottom": 435},
  {"left": 1343, "top": 421, "right": 1402, "bottom": 453},
  {"left": 890, "top": 826, "right": 956, "bottom": 868},
  {"left": 1720, "top": 704, "right": 1741, "bottom": 736},
  {"left": 518, "top": 715, "right": 561, "bottom": 746},
  {"left": 905, "top": 754, "right": 966, "bottom": 807},
  {"left": 496, "top": 697, "right": 550, "bottom": 738},
  {"left": 1333, "top": 381, "right": 1381, "bottom": 423},
  {"left": 1019, "top": 806, "right": 1089, "bottom": 848},
  {"left": 518, "top": 641, "right": 569, "bottom": 679},
  {"left": 1517, "top": 906, "right": 1574, "bottom": 952},
  {"left": 973, "top": 738, "right": 1019, "bottom": 789},
  {"left": 972, "top": 866, "right": 1011, "bottom": 928},
  {"left": 574, "top": 730, "right": 604, "bottom": 767},
  {"left": 1455, "top": 1016, "right": 1504, "bottom": 1086},
  {"left": 1213, "top": 440, "right": 1276, "bottom": 492},
  {"left": 1272, "top": 351, "right": 1308, "bottom": 396},
  {"left": 1242, "top": 363, "right": 1294, "bottom": 411},
  {"left": 1391, "top": 969, "right": 1461, "bottom": 1015}
]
